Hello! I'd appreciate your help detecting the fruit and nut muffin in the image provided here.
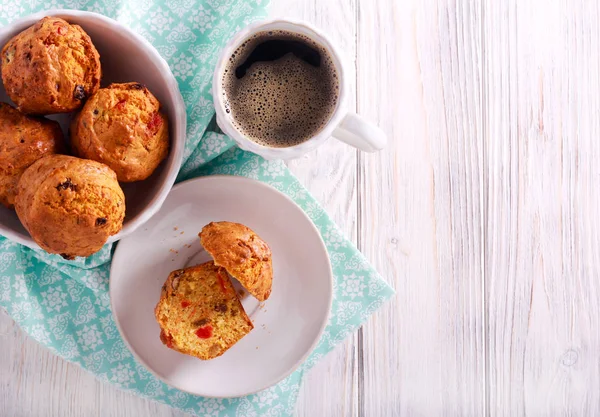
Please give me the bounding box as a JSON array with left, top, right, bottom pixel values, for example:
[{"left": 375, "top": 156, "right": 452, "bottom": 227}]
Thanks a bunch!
[
  {"left": 200, "top": 221, "right": 273, "bottom": 301},
  {"left": 0, "top": 102, "right": 64, "bottom": 208},
  {"left": 14, "top": 154, "right": 125, "bottom": 259},
  {"left": 155, "top": 262, "right": 254, "bottom": 360},
  {"left": 70, "top": 82, "right": 169, "bottom": 182},
  {"left": 1, "top": 17, "right": 101, "bottom": 114}
]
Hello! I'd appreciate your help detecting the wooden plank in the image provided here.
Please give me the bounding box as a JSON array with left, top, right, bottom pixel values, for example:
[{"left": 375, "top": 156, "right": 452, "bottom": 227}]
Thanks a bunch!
[
  {"left": 357, "top": 0, "right": 485, "bottom": 415},
  {"left": 0, "top": 309, "right": 191, "bottom": 417},
  {"left": 269, "top": 0, "right": 361, "bottom": 415},
  {"left": 484, "top": 0, "right": 600, "bottom": 415}
]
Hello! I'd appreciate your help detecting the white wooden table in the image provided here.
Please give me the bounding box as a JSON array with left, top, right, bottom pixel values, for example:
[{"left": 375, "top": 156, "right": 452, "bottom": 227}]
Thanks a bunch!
[{"left": 3, "top": 0, "right": 600, "bottom": 415}]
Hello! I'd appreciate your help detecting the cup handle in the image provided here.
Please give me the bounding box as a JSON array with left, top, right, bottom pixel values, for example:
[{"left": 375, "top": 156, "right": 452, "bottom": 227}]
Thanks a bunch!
[{"left": 332, "top": 112, "right": 387, "bottom": 152}]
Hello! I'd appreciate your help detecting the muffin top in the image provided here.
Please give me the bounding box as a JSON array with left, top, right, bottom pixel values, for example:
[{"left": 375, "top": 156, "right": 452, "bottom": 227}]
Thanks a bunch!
[
  {"left": 70, "top": 82, "right": 169, "bottom": 182},
  {"left": 14, "top": 154, "right": 125, "bottom": 259},
  {"left": 199, "top": 221, "right": 273, "bottom": 301},
  {"left": 0, "top": 102, "right": 64, "bottom": 208},
  {"left": 1, "top": 16, "right": 101, "bottom": 114}
]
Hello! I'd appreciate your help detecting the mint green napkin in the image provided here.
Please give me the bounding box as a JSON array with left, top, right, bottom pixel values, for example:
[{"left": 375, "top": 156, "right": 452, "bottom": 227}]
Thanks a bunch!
[{"left": 0, "top": 1, "right": 394, "bottom": 416}]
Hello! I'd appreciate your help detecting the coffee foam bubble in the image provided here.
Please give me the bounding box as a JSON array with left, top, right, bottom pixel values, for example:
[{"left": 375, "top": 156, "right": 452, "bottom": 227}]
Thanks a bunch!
[{"left": 222, "top": 30, "right": 339, "bottom": 148}]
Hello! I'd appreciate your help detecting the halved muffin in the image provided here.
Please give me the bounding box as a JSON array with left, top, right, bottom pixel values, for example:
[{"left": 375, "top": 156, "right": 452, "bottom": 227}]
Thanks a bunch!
[
  {"left": 199, "top": 221, "right": 273, "bottom": 301},
  {"left": 154, "top": 261, "right": 254, "bottom": 360}
]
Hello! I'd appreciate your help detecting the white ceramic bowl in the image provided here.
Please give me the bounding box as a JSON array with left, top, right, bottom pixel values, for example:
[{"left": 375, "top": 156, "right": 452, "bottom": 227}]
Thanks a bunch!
[{"left": 0, "top": 10, "right": 186, "bottom": 251}]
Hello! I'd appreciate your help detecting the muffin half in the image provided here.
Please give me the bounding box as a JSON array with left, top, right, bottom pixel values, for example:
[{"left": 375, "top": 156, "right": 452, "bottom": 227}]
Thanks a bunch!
[
  {"left": 199, "top": 221, "right": 273, "bottom": 301},
  {"left": 155, "top": 262, "right": 254, "bottom": 360}
]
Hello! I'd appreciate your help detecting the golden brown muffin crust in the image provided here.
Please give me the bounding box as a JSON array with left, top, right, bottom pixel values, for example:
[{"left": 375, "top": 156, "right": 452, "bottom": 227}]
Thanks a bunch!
[
  {"left": 1, "top": 17, "right": 101, "bottom": 114},
  {"left": 70, "top": 82, "right": 169, "bottom": 182},
  {"left": 155, "top": 261, "right": 254, "bottom": 360},
  {"left": 0, "top": 103, "right": 64, "bottom": 208},
  {"left": 199, "top": 221, "right": 273, "bottom": 301},
  {"left": 14, "top": 154, "right": 125, "bottom": 259}
]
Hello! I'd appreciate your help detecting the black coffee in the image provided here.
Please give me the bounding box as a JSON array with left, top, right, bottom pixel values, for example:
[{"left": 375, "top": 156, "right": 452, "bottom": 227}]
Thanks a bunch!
[{"left": 222, "top": 30, "right": 340, "bottom": 148}]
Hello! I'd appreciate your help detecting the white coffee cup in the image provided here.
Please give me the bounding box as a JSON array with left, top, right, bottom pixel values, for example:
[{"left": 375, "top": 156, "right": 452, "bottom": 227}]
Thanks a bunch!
[{"left": 212, "top": 19, "right": 387, "bottom": 160}]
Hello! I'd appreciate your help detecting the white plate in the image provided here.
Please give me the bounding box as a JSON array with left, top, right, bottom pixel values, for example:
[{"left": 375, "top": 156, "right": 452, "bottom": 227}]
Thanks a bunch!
[{"left": 110, "top": 175, "right": 333, "bottom": 398}]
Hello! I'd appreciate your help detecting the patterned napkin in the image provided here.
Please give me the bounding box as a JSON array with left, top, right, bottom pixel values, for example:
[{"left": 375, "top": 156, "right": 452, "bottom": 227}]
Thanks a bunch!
[{"left": 0, "top": 1, "right": 394, "bottom": 416}]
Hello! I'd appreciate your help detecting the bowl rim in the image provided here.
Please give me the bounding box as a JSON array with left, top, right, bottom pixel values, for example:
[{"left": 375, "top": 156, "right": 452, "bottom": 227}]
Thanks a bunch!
[
  {"left": 109, "top": 174, "right": 334, "bottom": 398},
  {"left": 0, "top": 9, "right": 186, "bottom": 252}
]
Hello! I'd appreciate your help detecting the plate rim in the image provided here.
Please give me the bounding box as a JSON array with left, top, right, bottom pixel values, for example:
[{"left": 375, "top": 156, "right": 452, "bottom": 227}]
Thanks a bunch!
[{"left": 109, "top": 174, "right": 333, "bottom": 398}]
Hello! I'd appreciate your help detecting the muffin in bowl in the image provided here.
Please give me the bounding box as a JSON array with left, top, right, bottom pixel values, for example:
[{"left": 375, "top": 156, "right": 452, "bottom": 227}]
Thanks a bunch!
[
  {"left": 14, "top": 154, "right": 125, "bottom": 259},
  {"left": 70, "top": 82, "right": 169, "bottom": 182},
  {"left": 0, "top": 102, "right": 64, "bottom": 208},
  {"left": 1, "top": 16, "right": 101, "bottom": 115},
  {"left": 0, "top": 10, "right": 185, "bottom": 252}
]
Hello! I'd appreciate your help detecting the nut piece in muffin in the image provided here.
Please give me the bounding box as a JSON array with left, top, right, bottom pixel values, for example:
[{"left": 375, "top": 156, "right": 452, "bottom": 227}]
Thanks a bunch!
[
  {"left": 155, "top": 261, "right": 254, "bottom": 360},
  {"left": 0, "top": 103, "right": 64, "bottom": 208},
  {"left": 70, "top": 82, "right": 169, "bottom": 182},
  {"left": 1, "top": 17, "right": 101, "bottom": 115},
  {"left": 14, "top": 155, "right": 125, "bottom": 259},
  {"left": 199, "top": 221, "right": 273, "bottom": 301}
]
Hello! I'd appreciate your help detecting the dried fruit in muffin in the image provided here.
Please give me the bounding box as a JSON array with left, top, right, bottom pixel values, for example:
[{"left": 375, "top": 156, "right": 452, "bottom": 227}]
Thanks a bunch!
[
  {"left": 155, "top": 261, "right": 254, "bottom": 360},
  {"left": 1, "top": 17, "right": 101, "bottom": 114},
  {"left": 199, "top": 221, "right": 273, "bottom": 301},
  {"left": 70, "top": 82, "right": 169, "bottom": 182},
  {"left": 14, "top": 155, "right": 125, "bottom": 259},
  {"left": 0, "top": 102, "right": 64, "bottom": 208}
]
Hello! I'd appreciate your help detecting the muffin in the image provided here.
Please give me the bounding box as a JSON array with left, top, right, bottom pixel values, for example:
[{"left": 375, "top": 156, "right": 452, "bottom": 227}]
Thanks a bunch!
[
  {"left": 1, "top": 17, "right": 101, "bottom": 115},
  {"left": 0, "top": 102, "right": 64, "bottom": 208},
  {"left": 199, "top": 221, "right": 273, "bottom": 301},
  {"left": 14, "top": 155, "right": 125, "bottom": 259},
  {"left": 70, "top": 82, "right": 169, "bottom": 182},
  {"left": 155, "top": 261, "right": 254, "bottom": 360}
]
